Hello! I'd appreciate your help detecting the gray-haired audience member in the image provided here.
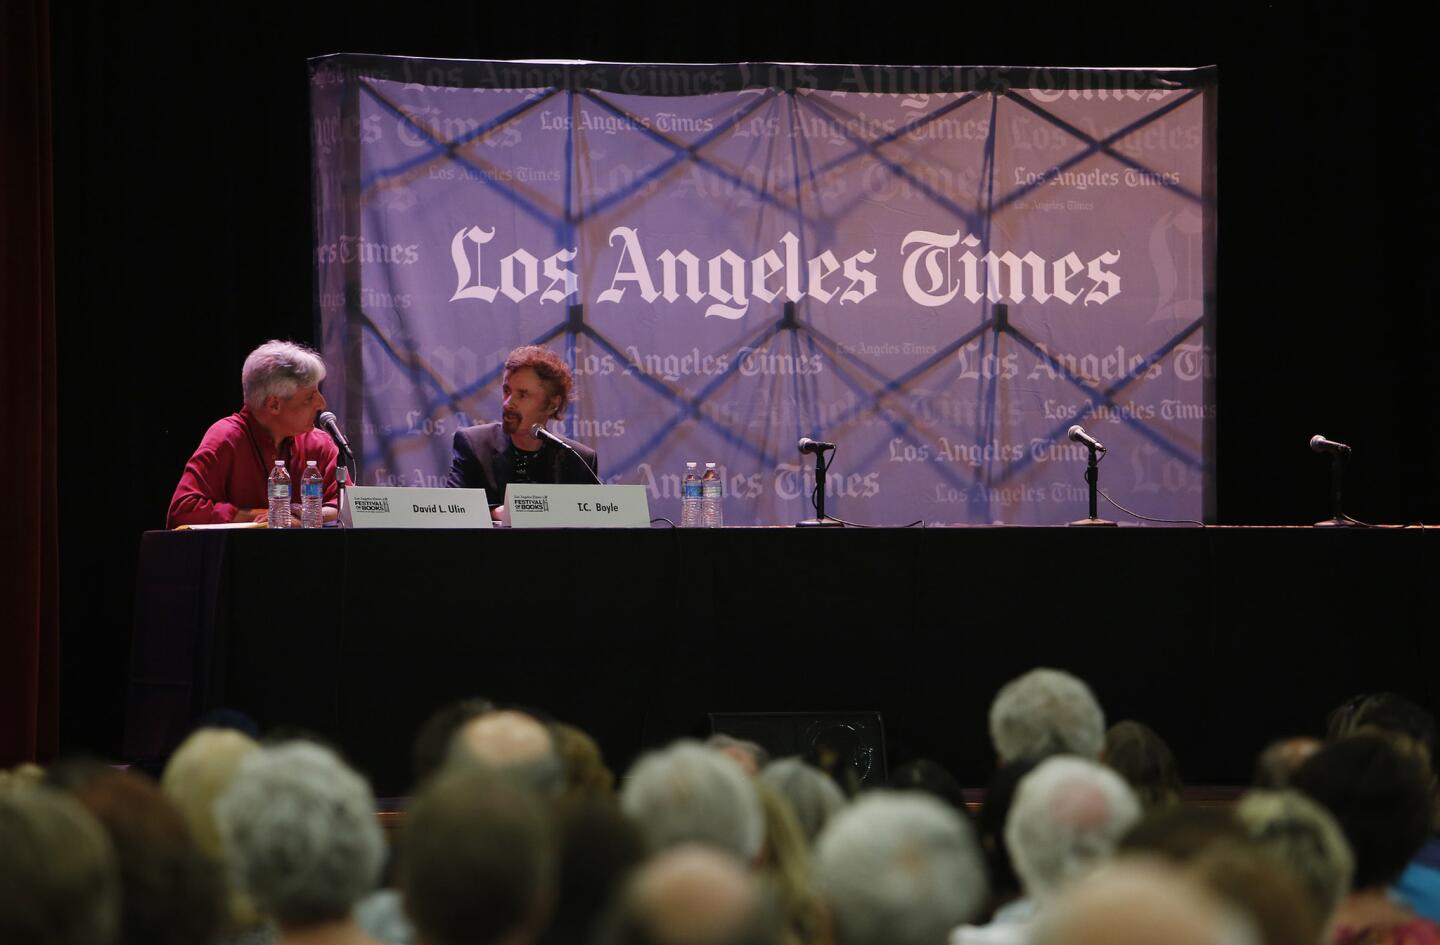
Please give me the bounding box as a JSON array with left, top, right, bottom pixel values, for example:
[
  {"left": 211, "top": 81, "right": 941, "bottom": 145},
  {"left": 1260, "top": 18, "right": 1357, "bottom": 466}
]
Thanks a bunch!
[
  {"left": 597, "top": 845, "right": 782, "bottom": 945},
  {"left": 0, "top": 786, "right": 121, "bottom": 945},
  {"left": 621, "top": 740, "right": 766, "bottom": 862},
  {"left": 814, "top": 791, "right": 988, "bottom": 945},
  {"left": 1030, "top": 858, "right": 1259, "bottom": 945},
  {"left": 1234, "top": 789, "right": 1354, "bottom": 930},
  {"left": 401, "top": 768, "right": 552, "bottom": 945},
  {"left": 954, "top": 757, "right": 1140, "bottom": 945},
  {"left": 759, "top": 758, "right": 846, "bottom": 845},
  {"left": 449, "top": 709, "right": 564, "bottom": 797},
  {"left": 1006, "top": 756, "right": 1141, "bottom": 902},
  {"left": 989, "top": 668, "right": 1106, "bottom": 765},
  {"left": 216, "top": 742, "right": 385, "bottom": 940}
]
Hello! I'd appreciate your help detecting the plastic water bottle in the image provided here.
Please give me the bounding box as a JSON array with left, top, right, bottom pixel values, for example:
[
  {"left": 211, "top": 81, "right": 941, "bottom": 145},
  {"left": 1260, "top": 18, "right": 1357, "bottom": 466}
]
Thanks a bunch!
[
  {"left": 701, "top": 462, "right": 723, "bottom": 527},
  {"left": 680, "top": 462, "right": 701, "bottom": 527},
  {"left": 300, "top": 460, "right": 324, "bottom": 529},
  {"left": 267, "top": 460, "right": 292, "bottom": 529}
]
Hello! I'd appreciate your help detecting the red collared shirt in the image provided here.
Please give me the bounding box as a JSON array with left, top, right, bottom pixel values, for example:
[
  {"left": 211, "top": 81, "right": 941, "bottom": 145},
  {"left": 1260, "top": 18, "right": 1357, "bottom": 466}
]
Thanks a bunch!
[{"left": 167, "top": 405, "right": 340, "bottom": 528}]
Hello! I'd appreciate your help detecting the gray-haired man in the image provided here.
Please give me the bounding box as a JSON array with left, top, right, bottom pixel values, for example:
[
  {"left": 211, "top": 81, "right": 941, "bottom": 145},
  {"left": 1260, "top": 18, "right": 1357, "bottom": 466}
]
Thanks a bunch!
[{"left": 167, "top": 339, "right": 338, "bottom": 528}]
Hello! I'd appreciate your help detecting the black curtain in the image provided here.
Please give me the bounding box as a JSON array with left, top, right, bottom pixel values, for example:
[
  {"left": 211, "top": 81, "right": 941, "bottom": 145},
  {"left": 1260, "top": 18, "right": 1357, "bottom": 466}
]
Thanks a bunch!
[
  {"left": 47, "top": 2, "right": 1435, "bottom": 761},
  {"left": 1, "top": 0, "right": 59, "bottom": 767}
]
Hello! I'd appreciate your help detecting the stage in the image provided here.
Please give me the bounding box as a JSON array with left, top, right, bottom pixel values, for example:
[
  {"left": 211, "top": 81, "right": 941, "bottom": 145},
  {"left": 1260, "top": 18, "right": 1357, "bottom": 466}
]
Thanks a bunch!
[{"left": 127, "top": 525, "right": 1433, "bottom": 797}]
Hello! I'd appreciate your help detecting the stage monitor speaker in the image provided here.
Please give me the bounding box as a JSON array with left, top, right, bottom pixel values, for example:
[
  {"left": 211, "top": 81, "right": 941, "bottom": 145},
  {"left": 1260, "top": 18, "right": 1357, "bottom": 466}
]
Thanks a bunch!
[{"left": 708, "top": 710, "right": 887, "bottom": 790}]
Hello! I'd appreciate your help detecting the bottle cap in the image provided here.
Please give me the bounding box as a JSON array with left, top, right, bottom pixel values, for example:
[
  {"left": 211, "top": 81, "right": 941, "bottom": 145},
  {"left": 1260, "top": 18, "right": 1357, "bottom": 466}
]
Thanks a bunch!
[
  {"left": 705, "top": 462, "right": 716, "bottom": 468},
  {"left": 686, "top": 461, "right": 697, "bottom": 468},
  {"left": 274, "top": 459, "right": 285, "bottom": 466},
  {"left": 307, "top": 460, "right": 318, "bottom": 466}
]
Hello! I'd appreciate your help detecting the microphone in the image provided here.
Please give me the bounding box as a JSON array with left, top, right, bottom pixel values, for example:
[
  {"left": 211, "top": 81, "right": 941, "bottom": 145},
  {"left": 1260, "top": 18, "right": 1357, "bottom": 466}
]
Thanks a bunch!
[
  {"left": 1309, "top": 434, "right": 1352, "bottom": 455},
  {"left": 798, "top": 437, "right": 836, "bottom": 455},
  {"left": 529, "top": 424, "right": 602, "bottom": 484},
  {"left": 315, "top": 411, "right": 352, "bottom": 454},
  {"left": 1067, "top": 425, "right": 1107, "bottom": 453}
]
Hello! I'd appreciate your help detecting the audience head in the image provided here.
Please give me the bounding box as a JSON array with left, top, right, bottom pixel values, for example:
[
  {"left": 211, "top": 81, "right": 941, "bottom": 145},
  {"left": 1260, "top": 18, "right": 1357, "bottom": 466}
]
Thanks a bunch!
[
  {"left": 1102, "top": 720, "right": 1182, "bottom": 810},
  {"left": 451, "top": 709, "right": 564, "bottom": 797},
  {"left": 814, "top": 791, "right": 988, "bottom": 945},
  {"left": 0, "top": 784, "right": 120, "bottom": 945},
  {"left": 553, "top": 721, "right": 616, "bottom": 799},
  {"left": 1187, "top": 841, "right": 1322, "bottom": 945},
  {"left": 977, "top": 755, "right": 1043, "bottom": 907},
  {"left": 598, "top": 845, "right": 781, "bottom": 945},
  {"left": 537, "top": 797, "right": 647, "bottom": 945},
  {"left": 46, "top": 762, "right": 224, "bottom": 945},
  {"left": 1252, "top": 737, "right": 1321, "bottom": 790},
  {"left": 621, "top": 741, "right": 765, "bottom": 862},
  {"left": 401, "top": 767, "right": 552, "bottom": 945},
  {"left": 1233, "top": 790, "right": 1353, "bottom": 930},
  {"left": 412, "top": 697, "right": 495, "bottom": 786},
  {"left": 759, "top": 758, "right": 845, "bottom": 846},
  {"left": 160, "top": 726, "right": 265, "bottom": 933},
  {"left": 707, "top": 734, "right": 770, "bottom": 777},
  {"left": 1004, "top": 755, "right": 1142, "bottom": 902},
  {"left": 1290, "top": 733, "right": 1433, "bottom": 891},
  {"left": 1120, "top": 805, "right": 1249, "bottom": 862},
  {"left": 990, "top": 668, "right": 1105, "bottom": 764},
  {"left": 1031, "top": 858, "right": 1259, "bottom": 945},
  {"left": 1327, "top": 692, "right": 1438, "bottom": 777},
  {"left": 888, "top": 758, "right": 972, "bottom": 818},
  {"left": 160, "top": 727, "right": 260, "bottom": 860},
  {"left": 215, "top": 740, "right": 385, "bottom": 927}
]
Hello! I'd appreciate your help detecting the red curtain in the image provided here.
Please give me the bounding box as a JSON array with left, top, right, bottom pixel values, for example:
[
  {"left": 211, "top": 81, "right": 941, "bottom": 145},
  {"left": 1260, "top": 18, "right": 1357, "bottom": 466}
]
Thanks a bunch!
[{"left": 1, "top": 0, "right": 59, "bottom": 767}]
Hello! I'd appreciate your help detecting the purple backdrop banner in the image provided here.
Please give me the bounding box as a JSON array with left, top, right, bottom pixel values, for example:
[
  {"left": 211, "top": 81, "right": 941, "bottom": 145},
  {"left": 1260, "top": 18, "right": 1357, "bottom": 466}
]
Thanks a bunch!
[{"left": 311, "top": 58, "right": 1216, "bottom": 525}]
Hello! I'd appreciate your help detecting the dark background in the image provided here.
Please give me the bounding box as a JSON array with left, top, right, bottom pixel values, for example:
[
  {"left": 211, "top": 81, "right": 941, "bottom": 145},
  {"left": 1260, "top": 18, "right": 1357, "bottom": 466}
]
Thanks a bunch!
[{"left": 48, "top": 3, "right": 1435, "bottom": 764}]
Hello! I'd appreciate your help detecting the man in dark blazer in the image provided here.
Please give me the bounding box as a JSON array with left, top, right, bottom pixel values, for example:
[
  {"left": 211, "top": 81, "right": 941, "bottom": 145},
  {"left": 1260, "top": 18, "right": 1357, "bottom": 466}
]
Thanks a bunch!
[{"left": 446, "top": 345, "right": 598, "bottom": 515}]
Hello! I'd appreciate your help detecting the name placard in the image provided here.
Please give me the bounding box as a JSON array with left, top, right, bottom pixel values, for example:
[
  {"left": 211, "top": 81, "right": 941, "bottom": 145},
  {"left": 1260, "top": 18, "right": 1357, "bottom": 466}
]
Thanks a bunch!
[
  {"left": 341, "top": 486, "right": 492, "bottom": 529},
  {"left": 504, "top": 484, "right": 651, "bottom": 528}
]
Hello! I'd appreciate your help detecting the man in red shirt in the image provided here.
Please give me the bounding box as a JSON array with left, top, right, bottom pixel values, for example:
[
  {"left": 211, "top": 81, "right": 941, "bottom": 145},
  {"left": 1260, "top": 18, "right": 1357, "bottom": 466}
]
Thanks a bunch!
[{"left": 166, "top": 340, "right": 340, "bottom": 528}]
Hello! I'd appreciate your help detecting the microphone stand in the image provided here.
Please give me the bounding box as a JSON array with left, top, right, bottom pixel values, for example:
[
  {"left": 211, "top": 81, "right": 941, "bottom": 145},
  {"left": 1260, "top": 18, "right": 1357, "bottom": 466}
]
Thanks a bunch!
[
  {"left": 335, "top": 445, "right": 357, "bottom": 528},
  {"left": 797, "top": 445, "right": 843, "bottom": 527},
  {"left": 1068, "top": 445, "right": 1116, "bottom": 527},
  {"left": 1314, "top": 450, "right": 1356, "bottom": 527}
]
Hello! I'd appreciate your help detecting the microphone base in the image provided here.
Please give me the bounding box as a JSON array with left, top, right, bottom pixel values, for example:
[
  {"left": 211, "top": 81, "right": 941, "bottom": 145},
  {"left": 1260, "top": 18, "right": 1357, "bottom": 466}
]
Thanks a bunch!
[
  {"left": 796, "top": 517, "right": 845, "bottom": 528},
  {"left": 1068, "top": 516, "right": 1118, "bottom": 527},
  {"left": 1313, "top": 517, "right": 1361, "bottom": 528}
]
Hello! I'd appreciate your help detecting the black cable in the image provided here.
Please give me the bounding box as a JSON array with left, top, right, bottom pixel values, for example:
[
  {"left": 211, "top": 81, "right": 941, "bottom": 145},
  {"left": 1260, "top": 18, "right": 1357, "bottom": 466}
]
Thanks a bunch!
[
  {"left": 824, "top": 515, "right": 926, "bottom": 528},
  {"left": 1097, "top": 488, "right": 1207, "bottom": 527},
  {"left": 650, "top": 516, "right": 676, "bottom": 527}
]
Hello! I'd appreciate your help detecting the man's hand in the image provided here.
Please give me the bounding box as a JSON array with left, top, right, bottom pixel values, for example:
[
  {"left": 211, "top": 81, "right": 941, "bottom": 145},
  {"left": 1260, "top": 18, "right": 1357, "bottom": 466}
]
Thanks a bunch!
[{"left": 238, "top": 507, "right": 301, "bottom": 527}]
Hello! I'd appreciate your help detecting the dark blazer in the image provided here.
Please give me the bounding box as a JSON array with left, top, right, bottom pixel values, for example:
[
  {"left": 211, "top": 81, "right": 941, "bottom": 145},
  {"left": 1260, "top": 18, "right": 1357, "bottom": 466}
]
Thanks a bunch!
[{"left": 445, "top": 421, "right": 599, "bottom": 506}]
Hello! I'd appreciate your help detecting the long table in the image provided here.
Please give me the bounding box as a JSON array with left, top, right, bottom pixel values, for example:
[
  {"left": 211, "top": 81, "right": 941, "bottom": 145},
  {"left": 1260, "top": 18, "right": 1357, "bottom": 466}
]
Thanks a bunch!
[{"left": 127, "top": 526, "right": 1433, "bottom": 797}]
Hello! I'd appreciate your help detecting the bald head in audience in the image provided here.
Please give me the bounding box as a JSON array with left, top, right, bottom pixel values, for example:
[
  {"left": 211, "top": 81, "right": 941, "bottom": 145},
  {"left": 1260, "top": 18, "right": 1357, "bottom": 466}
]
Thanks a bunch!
[
  {"left": 1032, "top": 859, "right": 1258, "bottom": 945},
  {"left": 451, "top": 710, "right": 563, "bottom": 796},
  {"left": 600, "top": 846, "right": 780, "bottom": 945},
  {"left": 1253, "top": 737, "right": 1321, "bottom": 790}
]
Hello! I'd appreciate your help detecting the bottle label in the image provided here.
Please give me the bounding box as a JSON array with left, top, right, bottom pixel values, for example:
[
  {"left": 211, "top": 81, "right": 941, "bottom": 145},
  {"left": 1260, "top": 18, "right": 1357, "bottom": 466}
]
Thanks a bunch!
[
  {"left": 302, "top": 482, "right": 323, "bottom": 499},
  {"left": 269, "top": 483, "right": 290, "bottom": 500},
  {"left": 683, "top": 482, "right": 702, "bottom": 499}
]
